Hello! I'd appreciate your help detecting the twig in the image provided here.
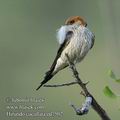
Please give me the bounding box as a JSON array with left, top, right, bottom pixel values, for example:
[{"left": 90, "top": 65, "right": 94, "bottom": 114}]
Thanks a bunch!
[
  {"left": 65, "top": 54, "right": 111, "bottom": 120},
  {"left": 43, "top": 81, "right": 78, "bottom": 87},
  {"left": 43, "top": 53, "right": 111, "bottom": 120},
  {"left": 69, "top": 96, "right": 92, "bottom": 115}
]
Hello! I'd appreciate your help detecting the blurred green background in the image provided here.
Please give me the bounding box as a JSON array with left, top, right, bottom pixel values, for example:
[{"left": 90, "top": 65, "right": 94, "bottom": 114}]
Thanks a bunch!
[{"left": 0, "top": 0, "right": 120, "bottom": 120}]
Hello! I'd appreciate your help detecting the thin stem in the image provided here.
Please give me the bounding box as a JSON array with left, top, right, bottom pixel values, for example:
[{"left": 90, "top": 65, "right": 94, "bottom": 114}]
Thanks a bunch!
[
  {"left": 43, "top": 81, "right": 78, "bottom": 87},
  {"left": 65, "top": 54, "right": 111, "bottom": 120}
]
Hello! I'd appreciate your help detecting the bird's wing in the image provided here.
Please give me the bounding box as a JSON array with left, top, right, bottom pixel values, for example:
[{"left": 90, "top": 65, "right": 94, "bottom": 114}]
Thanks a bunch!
[
  {"left": 90, "top": 34, "right": 95, "bottom": 49},
  {"left": 36, "top": 30, "right": 73, "bottom": 90},
  {"left": 46, "top": 31, "right": 73, "bottom": 75}
]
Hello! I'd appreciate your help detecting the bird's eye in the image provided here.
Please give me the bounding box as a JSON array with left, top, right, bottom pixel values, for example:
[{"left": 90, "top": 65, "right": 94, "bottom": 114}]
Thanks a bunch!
[{"left": 70, "top": 20, "right": 75, "bottom": 24}]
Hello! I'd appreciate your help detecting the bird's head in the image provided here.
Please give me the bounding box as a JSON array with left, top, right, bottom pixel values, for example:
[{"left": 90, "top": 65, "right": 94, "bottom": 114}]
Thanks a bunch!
[{"left": 65, "top": 16, "right": 87, "bottom": 27}]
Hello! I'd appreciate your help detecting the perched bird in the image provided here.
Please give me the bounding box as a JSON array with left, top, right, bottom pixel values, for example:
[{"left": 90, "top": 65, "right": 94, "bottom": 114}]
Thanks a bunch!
[{"left": 36, "top": 16, "right": 95, "bottom": 90}]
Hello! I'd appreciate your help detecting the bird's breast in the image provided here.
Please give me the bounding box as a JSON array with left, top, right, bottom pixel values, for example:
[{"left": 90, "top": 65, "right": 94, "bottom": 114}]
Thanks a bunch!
[{"left": 60, "top": 27, "right": 93, "bottom": 63}]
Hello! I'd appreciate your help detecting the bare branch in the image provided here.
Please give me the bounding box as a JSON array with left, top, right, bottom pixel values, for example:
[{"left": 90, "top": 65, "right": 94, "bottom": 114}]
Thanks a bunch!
[
  {"left": 43, "top": 53, "right": 111, "bottom": 120},
  {"left": 43, "top": 81, "right": 78, "bottom": 87},
  {"left": 65, "top": 54, "right": 111, "bottom": 120}
]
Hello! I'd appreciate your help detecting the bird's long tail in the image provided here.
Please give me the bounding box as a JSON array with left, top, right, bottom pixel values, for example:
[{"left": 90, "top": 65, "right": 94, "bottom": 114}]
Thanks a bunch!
[{"left": 36, "top": 71, "right": 54, "bottom": 90}]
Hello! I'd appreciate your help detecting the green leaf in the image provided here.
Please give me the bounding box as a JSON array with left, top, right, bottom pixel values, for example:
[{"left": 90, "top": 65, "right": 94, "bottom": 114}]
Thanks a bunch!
[
  {"left": 108, "top": 70, "right": 116, "bottom": 80},
  {"left": 103, "top": 86, "right": 117, "bottom": 98},
  {"left": 108, "top": 70, "right": 120, "bottom": 83}
]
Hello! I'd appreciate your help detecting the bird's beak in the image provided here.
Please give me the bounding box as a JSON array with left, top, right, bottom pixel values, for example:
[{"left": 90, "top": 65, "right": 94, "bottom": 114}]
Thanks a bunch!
[{"left": 85, "top": 23, "right": 87, "bottom": 27}]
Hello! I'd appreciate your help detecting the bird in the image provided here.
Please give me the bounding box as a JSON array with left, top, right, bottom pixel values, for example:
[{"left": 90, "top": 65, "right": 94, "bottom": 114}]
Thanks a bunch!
[{"left": 36, "top": 16, "right": 95, "bottom": 90}]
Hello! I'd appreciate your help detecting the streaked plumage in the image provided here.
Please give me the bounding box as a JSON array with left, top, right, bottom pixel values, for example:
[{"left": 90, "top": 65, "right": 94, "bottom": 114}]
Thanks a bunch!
[{"left": 36, "top": 16, "right": 95, "bottom": 90}]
